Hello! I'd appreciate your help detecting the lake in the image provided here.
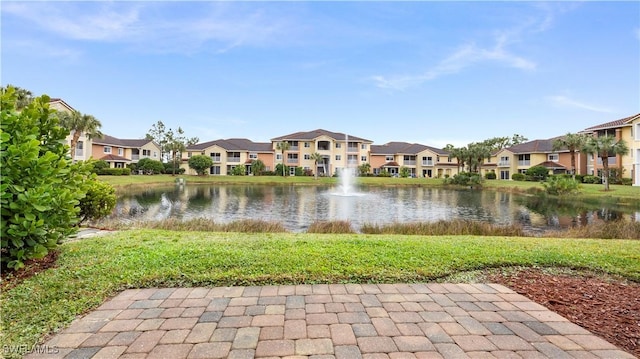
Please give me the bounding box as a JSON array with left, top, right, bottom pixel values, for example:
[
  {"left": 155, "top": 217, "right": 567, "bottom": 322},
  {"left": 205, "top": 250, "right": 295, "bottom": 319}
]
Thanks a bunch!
[{"left": 108, "top": 183, "right": 639, "bottom": 233}]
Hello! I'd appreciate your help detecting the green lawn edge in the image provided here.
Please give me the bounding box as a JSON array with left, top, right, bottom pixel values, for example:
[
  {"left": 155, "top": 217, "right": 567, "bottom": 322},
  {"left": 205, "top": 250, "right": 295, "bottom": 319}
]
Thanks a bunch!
[{"left": 2, "top": 230, "right": 639, "bottom": 355}]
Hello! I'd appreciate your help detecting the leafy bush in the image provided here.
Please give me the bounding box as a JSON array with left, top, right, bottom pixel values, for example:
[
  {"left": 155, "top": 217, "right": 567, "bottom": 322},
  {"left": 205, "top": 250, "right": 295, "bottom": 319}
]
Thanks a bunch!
[
  {"left": 274, "top": 163, "right": 290, "bottom": 176},
  {"left": 1, "top": 89, "right": 92, "bottom": 270},
  {"left": 91, "top": 160, "right": 109, "bottom": 173},
  {"left": 443, "top": 172, "right": 482, "bottom": 186},
  {"left": 137, "top": 158, "right": 164, "bottom": 174},
  {"left": 78, "top": 179, "right": 116, "bottom": 224},
  {"left": 295, "top": 166, "right": 304, "bottom": 176},
  {"left": 620, "top": 178, "right": 633, "bottom": 186},
  {"left": 511, "top": 173, "right": 526, "bottom": 181},
  {"left": 251, "top": 159, "right": 266, "bottom": 176},
  {"left": 163, "top": 161, "right": 184, "bottom": 175},
  {"left": 583, "top": 175, "right": 601, "bottom": 184},
  {"left": 399, "top": 166, "right": 411, "bottom": 178},
  {"left": 526, "top": 165, "right": 550, "bottom": 181},
  {"left": 484, "top": 171, "right": 497, "bottom": 180},
  {"left": 377, "top": 169, "right": 391, "bottom": 177},
  {"left": 230, "top": 165, "right": 246, "bottom": 176},
  {"left": 188, "top": 154, "right": 213, "bottom": 175},
  {"left": 543, "top": 176, "right": 581, "bottom": 196},
  {"left": 96, "top": 168, "right": 131, "bottom": 176}
]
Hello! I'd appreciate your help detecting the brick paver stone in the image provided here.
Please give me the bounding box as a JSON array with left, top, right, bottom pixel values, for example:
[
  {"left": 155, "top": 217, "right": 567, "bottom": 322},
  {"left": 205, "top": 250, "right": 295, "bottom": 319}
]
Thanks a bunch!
[
  {"left": 295, "top": 338, "right": 334, "bottom": 355},
  {"left": 185, "top": 322, "right": 217, "bottom": 343},
  {"left": 232, "top": 327, "right": 261, "bottom": 349},
  {"left": 126, "top": 330, "right": 165, "bottom": 353},
  {"left": 372, "top": 317, "right": 401, "bottom": 336},
  {"left": 284, "top": 319, "right": 307, "bottom": 339},
  {"left": 393, "top": 336, "right": 436, "bottom": 352},
  {"left": 147, "top": 343, "right": 193, "bottom": 359},
  {"left": 357, "top": 336, "right": 399, "bottom": 353},
  {"left": 335, "top": 345, "right": 364, "bottom": 359},
  {"left": 330, "top": 324, "right": 357, "bottom": 345},
  {"left": 188, "top": 342, "right": 231, "bottom": 359},
  {"left": 255, "top": 339, "right": 295, "bottom": 357},
  {"left": 452, "top": 335, "right": 498, "bottom": 351}
]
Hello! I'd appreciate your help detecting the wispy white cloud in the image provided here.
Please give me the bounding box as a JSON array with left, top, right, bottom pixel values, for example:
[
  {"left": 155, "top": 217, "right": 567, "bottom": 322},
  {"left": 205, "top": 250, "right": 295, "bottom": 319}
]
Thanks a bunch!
[
  {"left": 371, "top": 4, "right": 571, "bottom": 91},
  {"left": 2, "top": 2, "right": 297, "bottom": 54},
  {"left": 547, "top": 95, "right": 613, "bottom": 114}
]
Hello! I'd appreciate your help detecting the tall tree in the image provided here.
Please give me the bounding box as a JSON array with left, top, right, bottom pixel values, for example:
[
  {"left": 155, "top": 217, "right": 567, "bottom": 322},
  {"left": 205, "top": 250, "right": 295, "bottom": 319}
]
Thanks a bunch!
[
  {"left": 146, "top": 121, "right": 167, "bottom": 162},
  {"left": 583, "top": 135, "right": 629, "bottom": 191},
  {"left": 309, "top": 152, "right": 324, "bottom": 180},
  {"left": 165, "top": 127, "right": 199, "bottom": 175},
  {"left": 552, "top": 133, "right": 589, "bottom": 180},
  {"left": 276, "top": 141, "right": 290, "bottom": 176},
  {"left": 444, "top": 144, "right": 465, "bottom": 173},
  {"left": 58, "top": 110, "right": 103, "bottom": 159}
]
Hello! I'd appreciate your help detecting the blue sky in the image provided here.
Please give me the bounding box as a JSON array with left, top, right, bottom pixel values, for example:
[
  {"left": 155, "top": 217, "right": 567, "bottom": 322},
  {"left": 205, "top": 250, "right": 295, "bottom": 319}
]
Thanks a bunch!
[{"left": 2, "top": 1, "right": 639, "bottom": 148}]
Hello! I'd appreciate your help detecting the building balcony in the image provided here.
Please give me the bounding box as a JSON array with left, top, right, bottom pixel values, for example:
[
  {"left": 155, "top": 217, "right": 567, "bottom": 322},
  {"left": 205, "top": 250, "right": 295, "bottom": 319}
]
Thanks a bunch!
[
  {"left": 404, "top": 160, "right": 416, "bottom": 166},
  {"left": 286, "top": 159, "right": 299, "bottom": 165},
  {"left": 227, "top": 158, "right": 241, "bottom": 163},
  {"left": 498, "top": 161, "right": 510, "bottom": 167},
  {"left": 422, "top": 161, "right": 434, "bottom": 166},
  {"left": 131, "top": 154, "right": 139, "bottom": 160},
  {"left": 518, "top": 160, "right": 530, "bottom": 166}
]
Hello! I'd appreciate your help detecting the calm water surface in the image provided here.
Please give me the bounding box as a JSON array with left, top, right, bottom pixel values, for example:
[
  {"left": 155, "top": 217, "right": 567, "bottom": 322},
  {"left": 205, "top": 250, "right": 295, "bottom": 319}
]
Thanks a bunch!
[{"left": 111, "top": 184, "right": 639, "bottom": 233}]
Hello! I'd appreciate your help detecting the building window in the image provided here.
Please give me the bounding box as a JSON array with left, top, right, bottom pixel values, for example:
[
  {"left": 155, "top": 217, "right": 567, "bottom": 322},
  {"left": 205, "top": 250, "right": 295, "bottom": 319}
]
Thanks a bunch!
[
  {"left": 104, "top": 146, "right": 111, "bottom": 154},
  {"left": 187, "top": 152, "right": 192, "bottom": 158},
  {"left": 210, "top": 152, "right": 221, "bottom": 162},
  {"left": 304, "top": 154, "right": 311, "bottom": 160},
  {"left": 143, "top": 149, "right": 151, "bottom": 156},
  {"left": 548, "top": 153, "right": 559, "bottom": 162},
  {"left": 635, "top": 123, "right": 640, "bottom": 140},
  {"left": 336, "top": 155, "right": 341, "bottom": 161},
  {"left": 210, "top": 166, "right": 220, "bottom": 175},
  {"left": 336, "top": 143, "right": 341, "bottom": 148},
  {"left": 118, "top": 148, "right": 123, "bottom": 156},
  {"left": 361, "top": 144, "right": 367, "bottom": 150},
  {"left": 385, "top": 155, "right": 394, "bottom": 162},
  {"left": 304, "top": 142, "right": 310, "bottom": 148},
  {"left": 153, "top": 151, "right": 157, "bottom": 158},
  {"left": 249, "top": 153, "right": 258, "bottom": 160},
  {"left": 361, "top": 156, "right": 367, "bottom": 162},
  {"left": 276, "top": 154, "right": 282, "bottom": 160}
]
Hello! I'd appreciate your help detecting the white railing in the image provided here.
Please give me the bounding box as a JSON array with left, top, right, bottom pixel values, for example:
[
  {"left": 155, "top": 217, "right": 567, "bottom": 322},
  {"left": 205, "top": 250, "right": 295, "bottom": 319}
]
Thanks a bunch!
[
  {"left": 422, "top": 161, "right": 433, "bottom": 166},
  {"left": 518, "top": 160, "right": 530, "bottom": 166}
]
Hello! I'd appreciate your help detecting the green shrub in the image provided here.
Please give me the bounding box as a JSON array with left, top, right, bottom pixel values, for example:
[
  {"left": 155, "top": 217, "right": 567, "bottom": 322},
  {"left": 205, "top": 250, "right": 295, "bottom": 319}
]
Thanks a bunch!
[
  {"left": 543, "top": 176, "right": 581, "bottom": 196},
  {"left": 484, "top": 172, "right": 497, "bottom": 180},
  {"left": 78, "top": 179, "right": 116, "bottom": 224},
  {"left": 377, "top": 169, "right": 391, "bottom": 177},
  {"left": 583, "top": 175, "right": 601, "bottom": 184},
  {"left": 91, "top": 160, "right": 109, "bottom": 173},
  {"left": 163, "top": 161, "right": 184, "bottom": 175},
  {"left": 511, "top": 173, "right": 526, "bottom": 181},
  {"left": 137, "top": 158, "right": 164, "bottom": 174},
  {"left": 399, "top": 166, "right": 411, "bottom": 178},
  {"left": 230, "top": 165, "right": 246, "bottom": 176},
  {"left": 620, "top": 178, "right": 633, "bottom": 186},
  {"left": 274, "top": 163, "right": 290, "bottom": 176},
  {"left": 526, "top": 165, "right": 550, "bottom": 181},
  {"left": 443, "top": 172, "right": 482, "bottom": 186},
  {"left": 1, "top": 88, "right": 92, "bottom": 270},
  {"left": 188, "top": 155, "right": 213, "bottom": 175},
  {"left": 573, "top": 174, "right": 584, "bottom": 183}
]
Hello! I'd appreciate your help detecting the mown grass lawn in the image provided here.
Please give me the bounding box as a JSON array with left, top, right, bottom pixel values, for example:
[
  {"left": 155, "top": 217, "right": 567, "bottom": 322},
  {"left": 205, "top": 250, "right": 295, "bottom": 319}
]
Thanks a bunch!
[{"left": 2, "top": 230, "right": 639, "bottom": 352}]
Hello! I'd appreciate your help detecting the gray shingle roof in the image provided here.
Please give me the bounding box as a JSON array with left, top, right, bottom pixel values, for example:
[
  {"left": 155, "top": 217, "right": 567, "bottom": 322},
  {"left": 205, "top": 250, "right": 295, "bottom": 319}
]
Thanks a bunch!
[
  {"left": 187, "top": 138, "right": 272, "bottom": 152},
  {"left": 93, "top": 135, "right": 154, "bottom": 148},
  {"left": 271, "top": 129, "right": 372, "bottom": 143},
  {"left": 371, "top": 142, "right": 449, "bottom": 155}
]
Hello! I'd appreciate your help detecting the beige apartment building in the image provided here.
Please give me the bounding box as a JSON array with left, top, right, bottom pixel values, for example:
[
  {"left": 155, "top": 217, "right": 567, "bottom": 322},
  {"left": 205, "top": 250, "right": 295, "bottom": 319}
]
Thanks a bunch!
[
  {"left": 92, "top": 135, "right": 162, "bottom": 169},
  {"left": 49, "top": 98, "right": 94, "bottom": 162},
  {"left": 370, "top": 142, "right": 458, "bottom": 178},
  {"left": 580, "top": 113, "right": 640, "bottom": 186},
  {"left": 182, "top": 138, "right": 274, "bottom": 175},
  {"left": 271, "top": 129, "right": 373, "bottom": 177}
]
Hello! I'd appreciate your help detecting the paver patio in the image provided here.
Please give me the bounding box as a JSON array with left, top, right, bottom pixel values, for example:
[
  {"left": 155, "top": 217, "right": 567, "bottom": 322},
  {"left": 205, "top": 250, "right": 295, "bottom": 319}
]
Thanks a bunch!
[{"left": 24, "top": 283, "right": 634, "bottom": 359}]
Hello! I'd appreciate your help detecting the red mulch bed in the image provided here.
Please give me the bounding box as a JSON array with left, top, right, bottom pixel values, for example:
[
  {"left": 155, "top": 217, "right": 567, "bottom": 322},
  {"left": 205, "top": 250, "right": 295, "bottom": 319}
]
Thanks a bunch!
[
  {"left": 2, "top": 256, "right": 639, "bottom": 356},
  {"left": 488, "top": 269, "right": 640, "bottom": 357}
]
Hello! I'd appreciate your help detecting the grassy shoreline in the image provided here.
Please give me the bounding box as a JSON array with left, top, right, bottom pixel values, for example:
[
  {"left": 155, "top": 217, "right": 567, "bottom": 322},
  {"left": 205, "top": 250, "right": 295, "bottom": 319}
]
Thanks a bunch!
[
  {"left": 1, "top": 230, "right": 639, "bottom": 354},
  {"left": 99, "top": 174, "right": 640, "bottom": 204}
]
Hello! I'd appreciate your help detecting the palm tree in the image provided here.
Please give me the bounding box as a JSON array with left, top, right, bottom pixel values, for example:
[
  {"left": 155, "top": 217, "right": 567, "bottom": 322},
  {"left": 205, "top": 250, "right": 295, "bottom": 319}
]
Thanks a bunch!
[
  {"left": 444, "top": 144, "right": 465, "bottom": 173},
  {"left": 59, "top": 110, "right": 103, "bottom": 159},
  {"left": 583, "top": 135, "right": 629, "bottom": 191},
  {"left": 275, "top": 141, "right": 290, "bottom": 176},
  {"left": 309, "top": 152, "right": 324, "bottom": 180},
  {"left": 552, "top": 133, "right": 589, "bottom": 180}
]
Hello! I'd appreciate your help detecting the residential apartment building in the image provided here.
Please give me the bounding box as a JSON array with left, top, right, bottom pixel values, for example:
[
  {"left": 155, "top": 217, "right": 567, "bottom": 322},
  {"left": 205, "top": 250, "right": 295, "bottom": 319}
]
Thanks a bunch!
[
  {"left": 492, "top": 138, "right": 585, "bottom": 180},
  {"left": 92, "top": 135, "right": 161, "bottom": 168},
  {"left": 182, "top": 138, "right": 274, "bottom": 175},
  {"left": 49, "top": 98, "right": 93, "bottom": 162},
  {"left": 581, "top": 113, "right": 640, "bottom": 186},
  {"left": 370, "top": 142, "right": 457, "bottom": 178},
  {"left": 271, "top": 129, "right": 373, "bottom": 176}
]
